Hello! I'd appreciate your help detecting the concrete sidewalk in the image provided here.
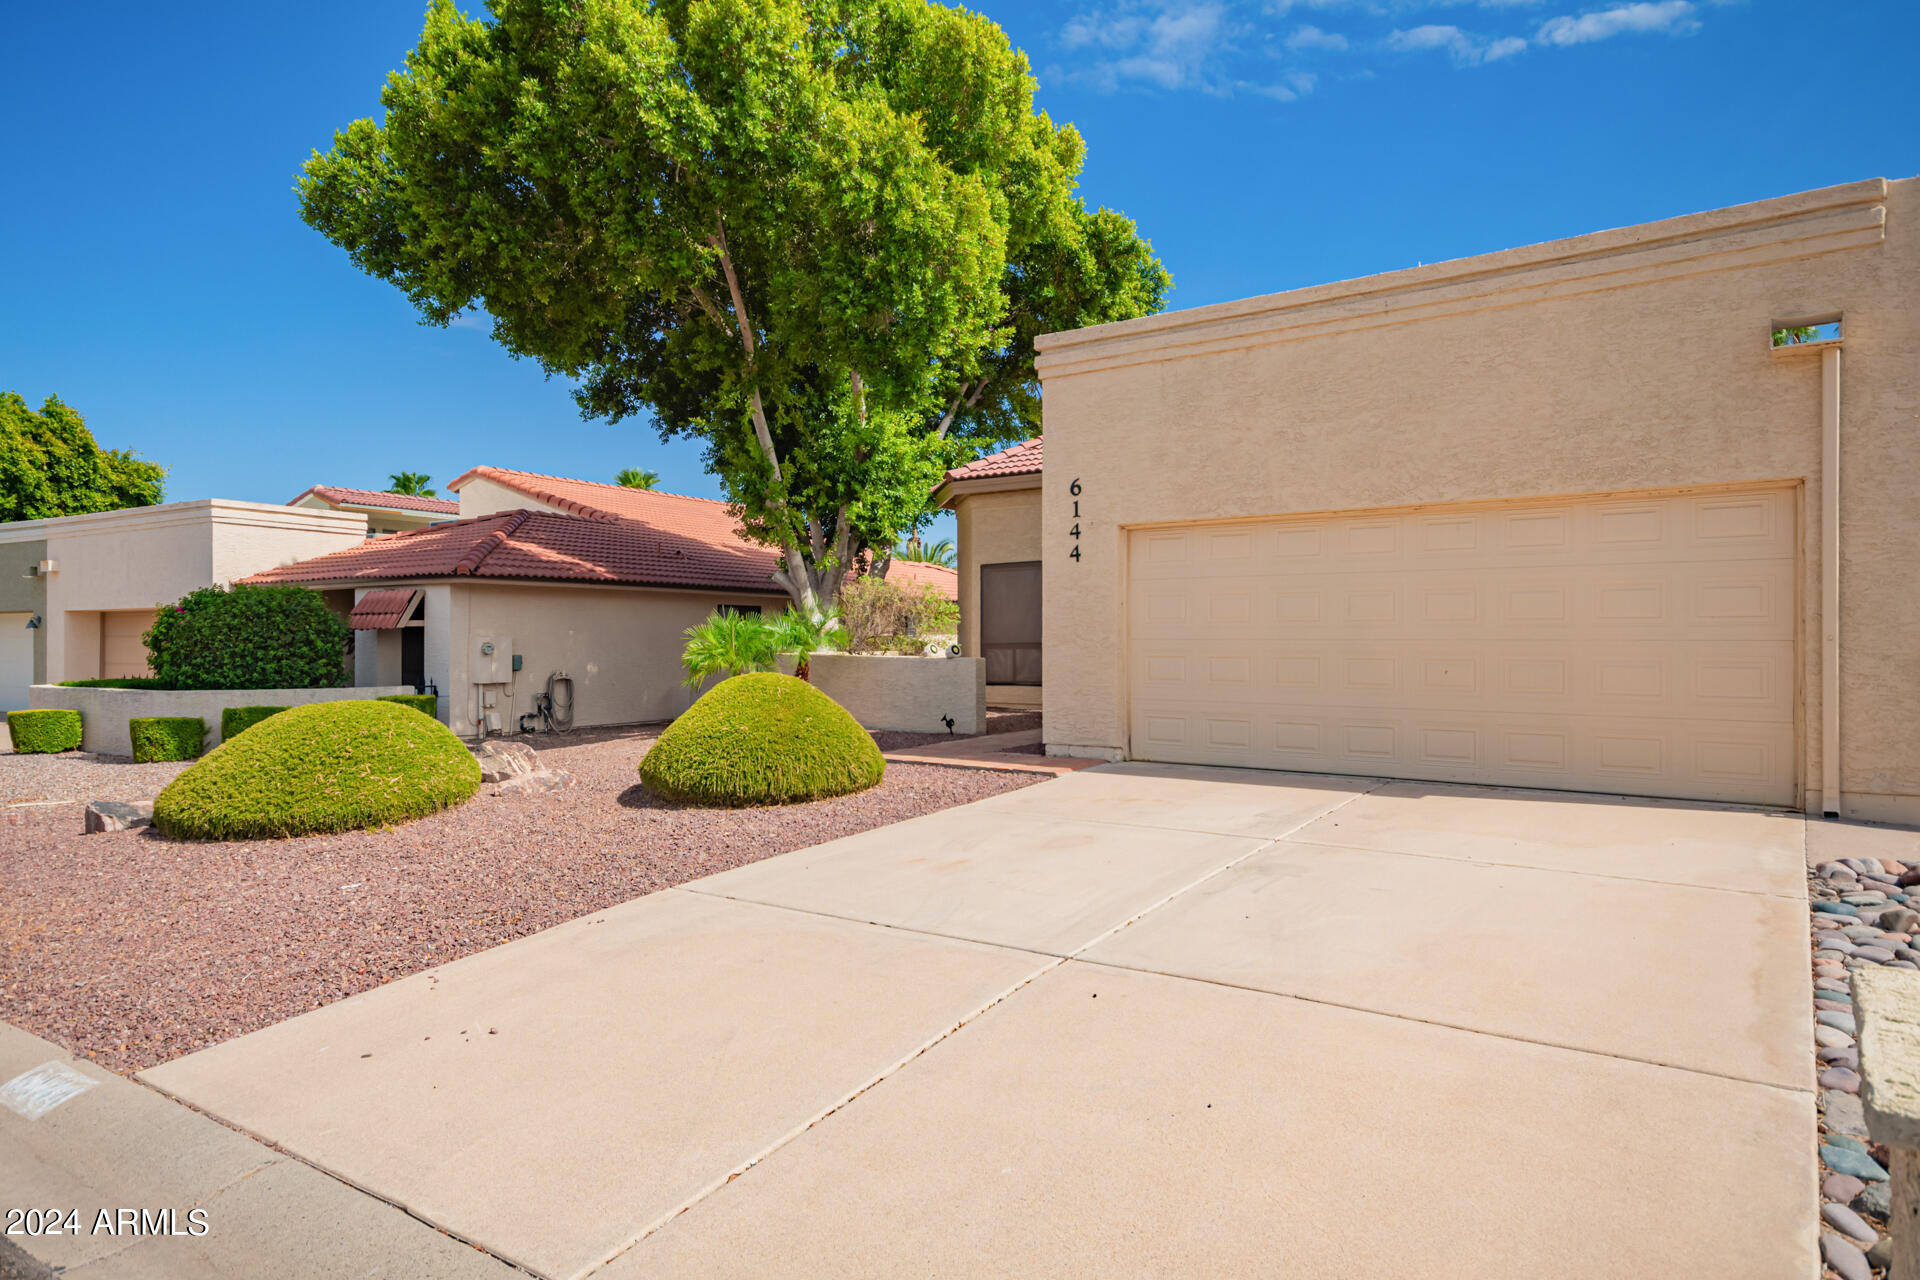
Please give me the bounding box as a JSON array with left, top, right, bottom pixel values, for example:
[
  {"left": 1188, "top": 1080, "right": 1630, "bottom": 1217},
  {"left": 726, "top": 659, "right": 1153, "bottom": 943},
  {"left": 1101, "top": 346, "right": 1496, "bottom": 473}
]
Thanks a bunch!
[{"left": 17, "top": 764, "right": 1817, "bottom": 1277}]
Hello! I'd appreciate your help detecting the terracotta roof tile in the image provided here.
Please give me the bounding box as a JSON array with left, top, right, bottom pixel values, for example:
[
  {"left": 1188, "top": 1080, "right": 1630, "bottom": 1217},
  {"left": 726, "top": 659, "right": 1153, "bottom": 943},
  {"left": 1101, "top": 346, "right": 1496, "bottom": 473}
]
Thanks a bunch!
[
  {"left": 241, "top": 509, "right": 787, "bottom": 595},
  {"left": 349, "top": 588, "right": 422, "bottom": 630},
  {"left": 943, "top": 436, "right": 1042, "bottom": 483},
  {"left": 881, "top": 559, "right": 959, "bottom": 601},
  {"left": 289, "top": 485, "right": 460, "bottom": 515}
]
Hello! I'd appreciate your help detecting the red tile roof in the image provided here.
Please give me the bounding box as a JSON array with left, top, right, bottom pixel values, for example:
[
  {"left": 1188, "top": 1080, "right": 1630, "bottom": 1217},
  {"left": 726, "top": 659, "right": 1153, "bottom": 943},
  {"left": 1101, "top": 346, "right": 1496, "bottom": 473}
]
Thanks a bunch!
[
  {"left": 241, "top": 509, "right": 787, "bottom": 595},
  {"left": 943, "top": 436, "right": 1042, "bottom": 483},
  {"left": 349, "top": 588, "right": 421, "bottom": 630},
  {"left": 881, "top": 559, "right": 959, "bottom": 601},
  {"left": 288, "top": 485, "right": 460, "bottom": 515}
]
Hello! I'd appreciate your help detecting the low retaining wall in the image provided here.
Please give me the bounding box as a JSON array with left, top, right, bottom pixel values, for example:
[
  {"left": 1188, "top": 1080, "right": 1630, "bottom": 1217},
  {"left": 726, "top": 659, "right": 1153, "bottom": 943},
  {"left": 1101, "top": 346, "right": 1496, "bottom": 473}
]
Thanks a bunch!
[
  {"left": 794, "top": 654, "right": 986, "bottom": 735},
  {"left": 25, "top": 684, "right": 418, "bottom": 757}
]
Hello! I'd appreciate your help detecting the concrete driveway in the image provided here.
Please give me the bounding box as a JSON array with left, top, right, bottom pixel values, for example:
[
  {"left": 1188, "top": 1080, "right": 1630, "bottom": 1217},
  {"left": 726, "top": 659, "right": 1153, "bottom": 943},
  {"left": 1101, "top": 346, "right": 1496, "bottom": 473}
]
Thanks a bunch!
[{"left": 142, "top": 764, "right": 1815, "bottom": 1278}]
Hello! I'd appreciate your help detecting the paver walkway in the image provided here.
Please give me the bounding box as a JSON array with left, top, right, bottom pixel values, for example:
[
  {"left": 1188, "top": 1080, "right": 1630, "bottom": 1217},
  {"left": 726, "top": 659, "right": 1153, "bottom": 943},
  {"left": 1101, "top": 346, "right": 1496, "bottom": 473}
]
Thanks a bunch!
[{"left": 13, "top": 764, "right": 1816, "bottom": 1277}]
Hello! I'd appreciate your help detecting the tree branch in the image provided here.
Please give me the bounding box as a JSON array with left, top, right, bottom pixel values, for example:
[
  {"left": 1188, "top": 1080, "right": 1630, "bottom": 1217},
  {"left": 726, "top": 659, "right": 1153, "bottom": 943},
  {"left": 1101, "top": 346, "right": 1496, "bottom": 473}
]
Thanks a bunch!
[
  {"left": 932, "top": 377, "right": 990, "bottom": 439},
  {"left": 709, "top": 211, "right": 783, "bottom": 487}
]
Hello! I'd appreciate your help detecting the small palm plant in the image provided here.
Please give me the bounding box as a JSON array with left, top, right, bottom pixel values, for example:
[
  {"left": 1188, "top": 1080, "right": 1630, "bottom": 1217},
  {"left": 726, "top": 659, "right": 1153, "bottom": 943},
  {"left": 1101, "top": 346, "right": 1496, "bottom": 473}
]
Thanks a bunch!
[
  {"left": 893, "top": 537, "right": 956, "bottom": 568},
  {"left": 615, "top": 467, "right": 660, "bottom": 489},
  {"left": 681, "top": 610, "right": 776, "bottom": 687},
  {"left": 773, "top": 606, "right": 846, "bottom": 682}
]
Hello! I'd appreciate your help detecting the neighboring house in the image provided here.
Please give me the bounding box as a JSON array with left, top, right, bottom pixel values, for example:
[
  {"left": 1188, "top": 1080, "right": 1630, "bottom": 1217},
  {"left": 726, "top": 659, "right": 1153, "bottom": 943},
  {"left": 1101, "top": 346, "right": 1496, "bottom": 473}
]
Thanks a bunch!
[
  {"left": 936, "top": 437, "right": 1042, "bottom": 709},
  {"left": 288, "top": 485, "right": 460, "bottom": 536},
  {"left": 874, "top": 557, "right": 959, "bottom": 603},
  {"left": 241, "top": 497, "right": 791, "bottom": 737},
  {"left": 246, "top": 467, "right": 961, "bottom": 737},
  {"left": 0, "top": 501, "right": 366, "bottom": 710},
  {"left": 1030, "top": 176, "right": 1920, "bottom": 823}
]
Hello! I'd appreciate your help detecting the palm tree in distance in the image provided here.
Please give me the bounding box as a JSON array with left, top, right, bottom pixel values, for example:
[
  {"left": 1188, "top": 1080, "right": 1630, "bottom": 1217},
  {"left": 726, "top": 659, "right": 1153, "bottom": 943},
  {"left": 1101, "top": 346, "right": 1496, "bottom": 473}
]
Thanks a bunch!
[
  {"left": 893, "top": 537, "right": 956, "bottom": 568},
  {"left": 387, "top": 471, "right": 435, "bottom": 497},
  {"left": 615, "top": 468, "right": 660, "bottom": 490}
]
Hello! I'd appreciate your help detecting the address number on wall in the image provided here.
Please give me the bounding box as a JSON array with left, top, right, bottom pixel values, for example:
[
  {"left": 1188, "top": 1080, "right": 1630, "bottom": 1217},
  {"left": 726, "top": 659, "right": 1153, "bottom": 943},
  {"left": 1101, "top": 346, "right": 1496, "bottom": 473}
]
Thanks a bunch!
[{"left": 1068, "top": 478, "right": 1082, "bottom": 561}]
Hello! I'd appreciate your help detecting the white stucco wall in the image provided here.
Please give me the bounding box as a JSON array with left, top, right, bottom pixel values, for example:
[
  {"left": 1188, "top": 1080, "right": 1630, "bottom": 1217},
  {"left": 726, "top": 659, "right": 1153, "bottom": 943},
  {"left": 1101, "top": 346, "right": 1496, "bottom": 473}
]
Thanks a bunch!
[
  {"left": 801, "top": 653, "right": 987, "bottom": 734},
  {"left": 1034, "top": 177, "right": 1920, "bottom": 822},
  {"left": 26, "top": 684, "right": 413, "bottom": 757},
  {"left": 442, "top": 581, "right": 787, "bottom": 738}
]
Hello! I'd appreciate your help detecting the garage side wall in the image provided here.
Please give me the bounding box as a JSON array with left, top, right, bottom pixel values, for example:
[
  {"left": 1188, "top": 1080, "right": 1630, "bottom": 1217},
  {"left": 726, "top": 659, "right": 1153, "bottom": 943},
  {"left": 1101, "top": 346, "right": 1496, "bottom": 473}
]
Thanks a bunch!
[{"left": 1036, "top": 177, "right": 1920, "bottom": 819}]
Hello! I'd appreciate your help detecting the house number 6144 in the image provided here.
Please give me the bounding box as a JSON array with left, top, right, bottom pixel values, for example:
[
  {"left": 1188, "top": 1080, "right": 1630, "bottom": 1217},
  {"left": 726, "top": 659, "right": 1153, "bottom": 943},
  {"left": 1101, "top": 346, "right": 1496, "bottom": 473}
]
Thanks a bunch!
[{"left": 1068, "top": 477, "right": 1082, "bottom": 562}]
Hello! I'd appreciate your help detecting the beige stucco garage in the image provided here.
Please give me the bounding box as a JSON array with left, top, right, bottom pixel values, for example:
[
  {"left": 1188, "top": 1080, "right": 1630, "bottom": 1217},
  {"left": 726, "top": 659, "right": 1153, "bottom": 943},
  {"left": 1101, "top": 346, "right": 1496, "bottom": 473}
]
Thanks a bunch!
[{"left": 1033, "top": 176, "right": 1920, "bottom": 822}]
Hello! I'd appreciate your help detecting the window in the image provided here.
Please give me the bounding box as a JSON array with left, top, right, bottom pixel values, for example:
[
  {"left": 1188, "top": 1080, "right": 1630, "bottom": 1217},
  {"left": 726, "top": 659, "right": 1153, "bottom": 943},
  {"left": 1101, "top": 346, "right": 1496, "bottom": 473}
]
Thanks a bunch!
[
  {"left": 980, "top": 561, "right": 1041, "bottom": 686},
  {"left": 718, "top": 603, "right": 763, "bottom": 617}
]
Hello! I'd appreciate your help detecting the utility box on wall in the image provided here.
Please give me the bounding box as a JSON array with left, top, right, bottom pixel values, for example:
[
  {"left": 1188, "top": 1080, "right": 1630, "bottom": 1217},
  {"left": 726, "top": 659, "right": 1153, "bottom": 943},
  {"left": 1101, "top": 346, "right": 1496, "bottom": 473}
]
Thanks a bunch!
[{"left": 472, "top": 634, "right": 513, "bottom": 683}]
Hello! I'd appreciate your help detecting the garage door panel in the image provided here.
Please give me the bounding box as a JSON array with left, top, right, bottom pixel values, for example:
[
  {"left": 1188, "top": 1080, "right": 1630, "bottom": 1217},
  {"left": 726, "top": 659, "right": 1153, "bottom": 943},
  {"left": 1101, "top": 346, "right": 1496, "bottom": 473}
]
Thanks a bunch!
[
  {"left": 1135, "top": 637, "right": 1794, "bottom": 725},
  {"left": 1128, "top": 489, "right": 1797, "bottom": 807}
]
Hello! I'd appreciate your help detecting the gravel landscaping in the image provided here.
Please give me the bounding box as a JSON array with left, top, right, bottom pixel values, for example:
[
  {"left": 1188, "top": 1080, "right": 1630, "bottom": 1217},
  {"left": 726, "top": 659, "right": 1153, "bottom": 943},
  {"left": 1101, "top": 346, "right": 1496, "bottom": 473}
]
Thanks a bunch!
[
  {"left": 1808, "top": 851, "right": 1920, "bottom": 1280},
  {"left": 0, "top": 725, "right": 1040, "bottom": 1076},
  {"left": 871, "top": 708, "right": 1041, "bottom": 752}
]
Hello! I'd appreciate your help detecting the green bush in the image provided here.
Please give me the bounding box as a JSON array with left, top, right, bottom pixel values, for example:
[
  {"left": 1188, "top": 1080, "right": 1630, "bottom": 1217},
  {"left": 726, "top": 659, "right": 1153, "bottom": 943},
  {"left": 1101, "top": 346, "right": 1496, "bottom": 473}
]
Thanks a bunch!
[
  {"left": 130, "top": 717, "right": 205, "bottom": 763},
  {"left": 7, "top": 709, "right": 82, "bottom": 754},
  {"left": 144, "top": 584, "right": 350, "bottom": 691},
  {"left": 58, "top": 677, "right": 167, "bottom": 689},
  {"left": 153, "top": 700, "right": 481, "bottom": 840},
  {"left": 838, "top": 575, "right": 958, "bottom": 654},
  {"left": 221, "top": 705, "right": 289, "bottom": 740},
  {"left": 377, "top": 693, "right": 439, "bottom": 718},
  {"left": 639, "top": 673, "right": 884, "bottom": 807}
]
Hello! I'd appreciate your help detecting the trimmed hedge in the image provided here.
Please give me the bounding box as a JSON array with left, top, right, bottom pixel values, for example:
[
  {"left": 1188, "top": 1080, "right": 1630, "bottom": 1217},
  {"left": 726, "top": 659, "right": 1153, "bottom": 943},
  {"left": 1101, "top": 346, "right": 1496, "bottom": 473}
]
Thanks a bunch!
[
  {"left": 7, "top": 709, "right": 82, "bottom": 754},
  {"left": 221, "top": 705, "right": 289, "bottom": 740},
  {"left": 378, "top": 694, "right": 439, "bottom": 718},
  {"left": 639, "top": 673, "right": 884, "bottom": 807},
  {"left": 153, "top": 700, "right": 481, "bottom": 840},
  {"left": 144, "top": 584, "right": 350, "bottom": 691},
  {"left": 130, "top": 717, "right": 205, "bottom": 763},
  {"left": 58, "top": 677, "right": 167, "bottom": 689}
]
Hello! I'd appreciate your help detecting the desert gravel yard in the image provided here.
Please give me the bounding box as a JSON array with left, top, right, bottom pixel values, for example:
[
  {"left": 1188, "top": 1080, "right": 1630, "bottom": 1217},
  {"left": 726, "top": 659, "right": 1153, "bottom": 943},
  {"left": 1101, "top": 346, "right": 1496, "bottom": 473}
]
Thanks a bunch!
[{"left": 0, "top": 725, "right": 1039, "bottom": 1076}]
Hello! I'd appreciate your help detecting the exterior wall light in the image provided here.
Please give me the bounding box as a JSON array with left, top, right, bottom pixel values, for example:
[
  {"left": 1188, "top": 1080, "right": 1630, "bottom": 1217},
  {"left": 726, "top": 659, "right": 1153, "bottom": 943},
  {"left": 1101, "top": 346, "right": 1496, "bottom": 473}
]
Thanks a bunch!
[{"left": 25, "top": 615, "right": 43, "bottom": 629}]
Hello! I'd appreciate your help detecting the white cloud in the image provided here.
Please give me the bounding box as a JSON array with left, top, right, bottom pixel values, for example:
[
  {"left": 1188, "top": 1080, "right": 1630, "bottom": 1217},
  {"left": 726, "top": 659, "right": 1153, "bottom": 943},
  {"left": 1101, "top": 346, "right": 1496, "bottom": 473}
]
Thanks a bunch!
[
  {"left": 1535, "top": 1, "right": 1698, "bottom": 45},
  {"left": 1060, "top": 2, "right": 1282, "bottom": 95},
  {"left": 1056, "top": 0, "right": 1710, "bottom": 96},
  {"left": 1386, "top": 23, "right": 1483, "bottom": 62},
  {"left": 1286, "top": 23, "right": 1350, "bottom": 49}
]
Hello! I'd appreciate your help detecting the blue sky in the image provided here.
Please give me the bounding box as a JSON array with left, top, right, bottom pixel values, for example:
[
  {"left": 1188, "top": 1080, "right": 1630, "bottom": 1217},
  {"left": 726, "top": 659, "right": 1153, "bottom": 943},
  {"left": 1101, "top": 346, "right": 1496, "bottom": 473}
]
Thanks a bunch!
[{"left": 2, "top": 0, "right": 1914, "bottom": 543}]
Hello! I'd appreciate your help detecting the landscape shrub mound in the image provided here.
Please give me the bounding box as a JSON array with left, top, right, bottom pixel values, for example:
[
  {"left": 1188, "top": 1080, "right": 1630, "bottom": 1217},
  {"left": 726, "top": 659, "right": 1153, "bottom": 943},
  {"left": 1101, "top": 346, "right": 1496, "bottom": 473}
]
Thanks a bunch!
[
  {"left": 153, "top": 699, "right": 480, "bottom": 840},
  {"left": 130, "top": 716, "right": 205, "bottom": 763},
  {"left": 7, "top": 709, "right": 82, "bottom": 754},
  {"left": 640, "top": 673, "right": 884, "bottom": 807}
]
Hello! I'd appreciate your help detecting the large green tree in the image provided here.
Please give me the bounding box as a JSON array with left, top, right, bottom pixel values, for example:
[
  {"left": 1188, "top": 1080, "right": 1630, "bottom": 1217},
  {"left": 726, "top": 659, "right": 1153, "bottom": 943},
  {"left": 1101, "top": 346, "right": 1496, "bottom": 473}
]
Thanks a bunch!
[
  {"left": 0, "top": 392, "right": 165, "bottom": 522},
  {"left": 299, "top": 0, "right": 1167, "bottom": 611}
]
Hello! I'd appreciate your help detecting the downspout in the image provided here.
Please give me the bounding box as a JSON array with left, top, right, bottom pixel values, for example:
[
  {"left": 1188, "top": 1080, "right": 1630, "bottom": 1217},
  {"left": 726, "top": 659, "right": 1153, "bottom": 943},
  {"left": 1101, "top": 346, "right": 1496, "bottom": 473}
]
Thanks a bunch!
[{"left": 1821, "top": 345, "right": 1842, "bottom": 818}]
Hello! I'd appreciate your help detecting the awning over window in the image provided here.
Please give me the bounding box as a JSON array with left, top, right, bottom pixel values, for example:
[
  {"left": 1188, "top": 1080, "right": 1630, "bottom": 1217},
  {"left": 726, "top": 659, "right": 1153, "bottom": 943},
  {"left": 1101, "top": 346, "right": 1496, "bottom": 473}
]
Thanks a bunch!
[{"left": 350, "top": 588, "right": 421, "bottom": 630}]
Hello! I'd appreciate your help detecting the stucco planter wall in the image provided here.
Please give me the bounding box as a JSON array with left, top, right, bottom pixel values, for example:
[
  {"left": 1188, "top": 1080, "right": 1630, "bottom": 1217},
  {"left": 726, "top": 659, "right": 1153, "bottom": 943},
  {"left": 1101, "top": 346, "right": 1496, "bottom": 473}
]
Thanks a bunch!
[
  {"left": 780, "top": 654, "right": 986, "bottom": 735},
  {"left": 26, "top": 684, "right": 418, "bottom": 757}
]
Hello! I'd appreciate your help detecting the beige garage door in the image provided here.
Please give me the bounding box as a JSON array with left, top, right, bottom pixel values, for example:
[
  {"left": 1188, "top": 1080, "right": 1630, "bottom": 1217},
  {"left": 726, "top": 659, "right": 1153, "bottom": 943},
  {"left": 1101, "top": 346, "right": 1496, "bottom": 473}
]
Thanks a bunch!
[
  {"left": 1128, "top": 487, "right": 1797, "bottom": 806},
  {"left": 0, "top": 613, "right": 31, "bottom": 712},
  {"left": 100, "top": 609, "right": 159, "bottom": 679}
]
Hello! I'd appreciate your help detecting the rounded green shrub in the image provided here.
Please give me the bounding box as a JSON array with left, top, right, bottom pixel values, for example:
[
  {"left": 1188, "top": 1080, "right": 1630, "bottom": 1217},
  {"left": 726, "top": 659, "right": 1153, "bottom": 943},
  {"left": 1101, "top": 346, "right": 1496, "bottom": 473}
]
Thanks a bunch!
[
  {"left": 144, "top": 584, "right": 350, "bottom": 691},
  {"left": 7, "top": 709, "right": 82, "bottom": 754},
  {"left": 221, "top": 705, "right": 289, "bottom": 740},
  {"left": 130, "top": 717, "right": 205, "bottom": 763},
  {"left": 378, "top": 693, "right": 440, "bottom": 718},
  {"left": 153, "top": 700, "right": 481, "bottom": 841},
  {"left": 639, "top": 673, "right": 884, "bottom": 807}
]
